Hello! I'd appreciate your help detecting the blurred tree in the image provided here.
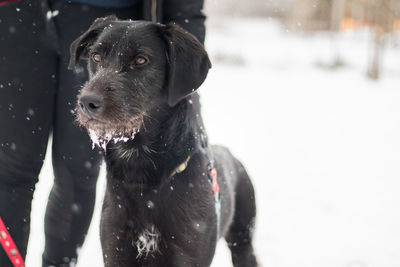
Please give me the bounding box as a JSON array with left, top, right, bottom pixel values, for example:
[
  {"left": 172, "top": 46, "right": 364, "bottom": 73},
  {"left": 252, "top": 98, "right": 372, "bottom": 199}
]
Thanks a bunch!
[
  {"left": 330, "top": 0, "right": 346, "bottom": 68},
  {"left": 205, "top": 0, "right": 295, "bottom": 18},
  {"left": 331, "top": 0, "right": 346, "bottom": 31},
  {"left": 364, "top": 0, "right": 397, "bottom": 80},
  {"left": 287, "top": 0, "right": 332, "bottom": 31}
]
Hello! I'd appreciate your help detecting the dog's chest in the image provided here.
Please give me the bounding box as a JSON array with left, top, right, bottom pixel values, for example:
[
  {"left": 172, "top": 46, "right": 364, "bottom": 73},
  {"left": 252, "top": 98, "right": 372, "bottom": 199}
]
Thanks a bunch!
[
  {"left": 108, "top": 160, "right": 214, "bottom": 259},
  {"left": 124, "top": 190, "right": 196, "bottom": 258}
]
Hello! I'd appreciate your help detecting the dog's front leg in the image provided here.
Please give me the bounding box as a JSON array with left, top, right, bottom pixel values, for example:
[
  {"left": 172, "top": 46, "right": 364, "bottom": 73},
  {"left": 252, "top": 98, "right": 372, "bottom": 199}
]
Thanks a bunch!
[{"left": 100, "top": 192, "right": 139, "bottom": 267}]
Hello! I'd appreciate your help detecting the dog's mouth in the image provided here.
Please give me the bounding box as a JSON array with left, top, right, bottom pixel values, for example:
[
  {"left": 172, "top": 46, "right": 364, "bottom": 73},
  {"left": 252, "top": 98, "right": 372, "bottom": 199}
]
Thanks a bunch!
[{"left": 77, "top": 114, "right": 143, "bottom": 151}]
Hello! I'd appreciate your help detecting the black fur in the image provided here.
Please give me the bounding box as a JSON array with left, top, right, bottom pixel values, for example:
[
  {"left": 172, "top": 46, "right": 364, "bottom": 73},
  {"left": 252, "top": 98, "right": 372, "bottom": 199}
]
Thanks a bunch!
[{"left": 69, "top": 16, "right": 258, "bottom": 267}]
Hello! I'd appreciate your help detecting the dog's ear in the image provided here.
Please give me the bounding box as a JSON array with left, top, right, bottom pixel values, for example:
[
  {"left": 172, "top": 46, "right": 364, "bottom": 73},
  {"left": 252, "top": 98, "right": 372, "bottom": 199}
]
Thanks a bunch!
[
  {"left": 160, "top": 23, "right": 212, "bottom": 107},
  {"left": 68, "top": 15, "right": 118, "bottom": 69}
]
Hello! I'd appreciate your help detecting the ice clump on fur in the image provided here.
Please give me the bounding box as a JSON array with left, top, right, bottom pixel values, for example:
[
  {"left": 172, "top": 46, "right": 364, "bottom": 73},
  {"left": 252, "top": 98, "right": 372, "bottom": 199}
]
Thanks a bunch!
[{"left": 89, "top": 129, "right": 137, "bottom": 151}]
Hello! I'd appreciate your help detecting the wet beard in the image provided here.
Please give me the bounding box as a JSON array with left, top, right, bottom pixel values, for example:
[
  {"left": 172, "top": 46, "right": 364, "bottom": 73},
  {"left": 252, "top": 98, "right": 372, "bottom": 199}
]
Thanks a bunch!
[
  {"left": 76, "top": 111, "right": 144, "bottom": 152},
  {"left": 88, "top": 128, "right": 139, "bottom": 151}
]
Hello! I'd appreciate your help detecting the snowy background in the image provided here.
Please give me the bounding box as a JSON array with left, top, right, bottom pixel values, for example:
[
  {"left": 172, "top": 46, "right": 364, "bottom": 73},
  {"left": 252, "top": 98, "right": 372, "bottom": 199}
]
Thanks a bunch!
[{"left": 26, "top": 17, "right": 400, "bottom": 267}]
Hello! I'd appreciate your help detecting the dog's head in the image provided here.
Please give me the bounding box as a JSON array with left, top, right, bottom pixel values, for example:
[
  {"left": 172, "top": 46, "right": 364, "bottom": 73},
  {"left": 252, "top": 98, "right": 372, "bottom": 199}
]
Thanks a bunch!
[{"left": 69, "top": 16, "right": 211, "bottom": 149}]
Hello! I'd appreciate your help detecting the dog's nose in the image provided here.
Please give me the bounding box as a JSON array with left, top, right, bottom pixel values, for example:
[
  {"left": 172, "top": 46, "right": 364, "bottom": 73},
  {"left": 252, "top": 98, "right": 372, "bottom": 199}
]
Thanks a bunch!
[{"left": 78, "top": 93, "right": 104, "bottom": 115}]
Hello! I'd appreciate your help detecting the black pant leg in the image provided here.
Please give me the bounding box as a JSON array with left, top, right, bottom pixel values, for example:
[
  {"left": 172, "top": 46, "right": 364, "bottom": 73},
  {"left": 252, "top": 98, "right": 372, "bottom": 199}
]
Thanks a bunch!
[
  {"left": 0, "top": 1, "right": 58, "bottom": 266},
  {"left": 42, "top": 2, "right": 143, "bottom": 266}
]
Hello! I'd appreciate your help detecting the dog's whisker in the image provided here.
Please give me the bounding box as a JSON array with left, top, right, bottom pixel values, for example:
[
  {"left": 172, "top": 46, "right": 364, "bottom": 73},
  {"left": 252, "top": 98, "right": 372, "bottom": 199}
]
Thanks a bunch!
[{"left": 141, "top": 112, "right": 159, "bottom": 124}]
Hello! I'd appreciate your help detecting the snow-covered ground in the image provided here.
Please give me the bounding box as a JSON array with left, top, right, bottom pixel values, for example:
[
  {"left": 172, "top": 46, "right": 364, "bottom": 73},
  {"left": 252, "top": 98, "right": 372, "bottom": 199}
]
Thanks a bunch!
[{"left": 26, "top": 18, "right": 400, "bottom": 267}]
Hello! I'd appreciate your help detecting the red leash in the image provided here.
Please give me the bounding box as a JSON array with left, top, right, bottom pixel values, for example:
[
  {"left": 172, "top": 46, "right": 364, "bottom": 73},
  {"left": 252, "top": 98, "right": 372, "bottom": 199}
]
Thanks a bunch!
[
  {"left": 0, "top": 217, "right": 25, "bottom": 267},
  {"left": 0, "top": 0, "right": 22, "bottom": 6}
]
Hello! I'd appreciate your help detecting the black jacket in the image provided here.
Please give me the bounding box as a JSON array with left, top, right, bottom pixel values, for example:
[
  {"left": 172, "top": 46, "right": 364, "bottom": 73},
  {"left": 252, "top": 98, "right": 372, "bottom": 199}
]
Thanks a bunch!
[
  {"left": 143, "top": 0, "right": 206, "bottom": 43},
  {"left": 0, "top": 0, "right": 206, "bottom": 44}
]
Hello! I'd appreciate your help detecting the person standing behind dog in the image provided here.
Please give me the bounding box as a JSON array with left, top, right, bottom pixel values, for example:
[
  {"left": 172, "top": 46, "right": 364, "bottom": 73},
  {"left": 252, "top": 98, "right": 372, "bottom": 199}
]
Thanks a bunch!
[{"left": 0, "top": 0, "right": 206, "bottom": 266}]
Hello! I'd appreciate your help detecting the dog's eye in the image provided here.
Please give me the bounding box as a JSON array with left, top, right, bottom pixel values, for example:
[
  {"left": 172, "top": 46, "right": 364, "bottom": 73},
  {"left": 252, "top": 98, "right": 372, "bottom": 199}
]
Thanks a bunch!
[
  {"left": 135, "top": 57, "right": 147, "bottom": 65},
  {"left": 130, "top": 56, "right": 148, "bottom": 69},
  {"left": 92, "top": 53, "right": 101, "bottom": 63}
]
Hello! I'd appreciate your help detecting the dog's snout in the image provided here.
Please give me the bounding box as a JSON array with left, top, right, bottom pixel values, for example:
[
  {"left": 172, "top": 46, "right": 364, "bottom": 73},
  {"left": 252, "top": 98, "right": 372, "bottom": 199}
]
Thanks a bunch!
[{"left": 78, "top": 93, "right": 104, "bottom": 115}]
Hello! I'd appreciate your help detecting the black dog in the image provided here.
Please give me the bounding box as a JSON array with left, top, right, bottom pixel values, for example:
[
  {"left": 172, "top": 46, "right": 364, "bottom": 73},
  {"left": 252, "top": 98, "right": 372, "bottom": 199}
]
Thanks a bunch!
[{"left": 69, "top": 16, "right": 258, "bottom": 267}]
